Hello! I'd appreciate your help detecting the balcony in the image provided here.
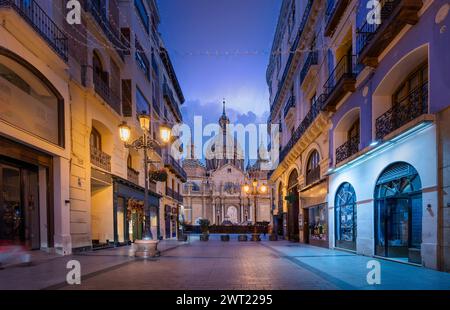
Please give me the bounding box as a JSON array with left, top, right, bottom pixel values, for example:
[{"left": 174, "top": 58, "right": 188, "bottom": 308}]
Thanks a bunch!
[
  {"left": 376, "top": 82, "right": 428, "bottom": 140},
  {"left": 279, "top": 94, "right": 327, "bottom": 165},
  {"left": 83, "top": 0, "right": 127, "bottom": 60},
  {"left": 164, "top": 154, "right": 188, "bottom": 182},
  {"left": 283, "top": 96, "right": 296, "bottom": 118},
  {"left": 336, "top": 135, "right": 360, "bottom": 165},
  {"left": 300, "top": 50, "right": 318, "bottom": 87},
  {"left": 166, "top": 187, "right": 183, "bottom": 203},
  {"left": 269, "top": 0, "right": 314, "bottom": 118},
  {"left": 127, "top": 167, "right": 139, "bottom": 185},
  {"left": 90, "top": 147, "right": 111, "bottom": 172},
  {"left": 306, "top": 166, "right": 321, "bottom": 186},
  {"left": 0, "top": 0, "right": 68, "bottom": 61},
  {"left": 357, "top": 0, "right": 423, "bottom": 67},
  {"left": 93, "top": 72, "right": 121, "bottom": 115},
  {"left": 324, "top": 0, "right": 350, "bottom": 37},
  {"left": 322, "top": 55, "right": 358, "bottom": 112},
  {"left": 163, "top": 83, "right": 182, "bottom": 122}
]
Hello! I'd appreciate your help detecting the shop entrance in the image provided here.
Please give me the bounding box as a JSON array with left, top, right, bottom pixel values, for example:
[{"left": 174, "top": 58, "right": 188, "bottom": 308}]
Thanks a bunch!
[
  {"left": 0, "top": 161, "right": 40, "bottom": 249},
  {"left": 375, "top": 162, "right": 423, "bottom": 264},
  {"left": 287, "top": 170, "right": 299, "bottom": 241}
]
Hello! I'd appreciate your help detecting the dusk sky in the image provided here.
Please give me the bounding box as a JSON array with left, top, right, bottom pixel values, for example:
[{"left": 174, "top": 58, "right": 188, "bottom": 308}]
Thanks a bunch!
[{"left": 157, "top": 0, "right": 282, "bottom": 128}]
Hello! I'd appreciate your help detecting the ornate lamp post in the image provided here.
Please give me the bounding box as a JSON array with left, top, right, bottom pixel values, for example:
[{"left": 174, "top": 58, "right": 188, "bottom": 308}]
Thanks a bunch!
[
  {"left": 243, "top": 179, "right": 268, "bottom": 241},
  {"left": 118, "top": 113, "right": 171, "bottom": 258}
]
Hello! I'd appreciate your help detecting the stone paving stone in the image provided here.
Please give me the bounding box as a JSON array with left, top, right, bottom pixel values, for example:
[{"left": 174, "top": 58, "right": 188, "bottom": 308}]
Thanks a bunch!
[
  {"left": 62, "top": 240, "right": 338, "bottom": 290},
  {"left": 0, "top": 240, "right": 185, "bottom": 290}
]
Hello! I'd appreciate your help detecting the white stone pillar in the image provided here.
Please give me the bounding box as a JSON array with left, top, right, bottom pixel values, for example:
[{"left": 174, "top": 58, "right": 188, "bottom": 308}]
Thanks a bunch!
[{"left": 53, "top": 156, "right": 72, "bottom": 255}]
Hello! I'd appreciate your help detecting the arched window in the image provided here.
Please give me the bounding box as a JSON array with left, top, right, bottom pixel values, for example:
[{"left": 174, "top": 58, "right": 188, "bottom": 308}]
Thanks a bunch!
[
  {"left": 93, "top": 51, "right": 103, "bottom": 76},
  {"left": 374, "top": 162, "right": 423, "bottom": 264},
  {"left": 335, "top": 183, "right": 357, "bottom": 251},
  {"left": 127, "top": 154, "right": 133, "bottom": 169},
  {"left": 347, "top": 118, "right": 360, "bottom": 140},
  {"left": 90, "top": 127, "right": 102, "bottom": 150},
  {"left": 92, "top": 51, "right": 108, "bottom": 86},
  {"left": 306, "top": 150, "right": 320, "bottom": 185},
  {"left": 0, "top": 48, "right": 64, "bottom": 146}
]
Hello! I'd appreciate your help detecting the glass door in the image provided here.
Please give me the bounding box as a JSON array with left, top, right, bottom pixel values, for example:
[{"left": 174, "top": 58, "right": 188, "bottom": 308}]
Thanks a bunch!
[
  {"left": 386, "top": 198, "right": 409, "bottom": 260},
  {"left": 0, "top": 164, "right": 22, "bottom": 245},
  {"left": 0, "top": 163, "right": 39, "bottom": 249}
]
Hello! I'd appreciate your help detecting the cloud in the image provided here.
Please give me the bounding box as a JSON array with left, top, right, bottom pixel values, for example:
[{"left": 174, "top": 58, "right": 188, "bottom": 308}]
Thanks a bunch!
[
  {"left": 180, "top": 100, "right": 271, "bottom": 164},
  {"left": 181, "top": 99, "right": 269, "bottom": 129}
]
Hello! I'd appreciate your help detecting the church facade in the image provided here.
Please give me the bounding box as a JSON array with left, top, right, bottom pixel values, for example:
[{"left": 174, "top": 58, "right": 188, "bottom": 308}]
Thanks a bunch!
[{"left": 182, "top": 103, "right": 272, "bottom": 226}]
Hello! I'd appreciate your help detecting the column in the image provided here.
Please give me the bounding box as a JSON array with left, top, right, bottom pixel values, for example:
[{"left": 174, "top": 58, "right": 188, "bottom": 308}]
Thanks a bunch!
[{"left": 53, "top": 156, "right": 72, "bottom": 255}]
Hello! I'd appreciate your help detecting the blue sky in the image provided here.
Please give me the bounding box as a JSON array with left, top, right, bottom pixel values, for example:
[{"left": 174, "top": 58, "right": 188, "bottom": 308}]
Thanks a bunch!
[{"left": 157, "top": 0, "right": 282, "bottom": 127}]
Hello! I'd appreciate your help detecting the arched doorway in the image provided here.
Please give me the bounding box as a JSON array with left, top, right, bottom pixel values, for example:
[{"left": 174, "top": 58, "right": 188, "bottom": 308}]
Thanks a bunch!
[
  {"left": 335, "top": 183, "right": 357, "bottom": 251},
  {"left": 276, "top": 182, "right": 284, "bottom": 237},
  {"left": 287, "top": 170, "right": 299, "bottom": 241},
  {"left": 374, "top": 162, "right": 423, "bottom": 264}
]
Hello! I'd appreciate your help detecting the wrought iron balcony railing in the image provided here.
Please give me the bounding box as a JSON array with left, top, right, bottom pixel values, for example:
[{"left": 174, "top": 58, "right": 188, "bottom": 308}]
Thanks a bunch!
[
  {"left": 166, "top": 187, "right": 183, "bottom": 203},
  {"left": 83, "top": 0, "right": 128, "bottom": 60},
  {"left": 300, "top": 50, "right": 318, "bottom": 86},
  {"left": 306, "top": 166, "right": 321, "bottom": 186},
  {"left": 93, "top": 72, "right": 121, "bottom": 115},
  {"left": 356, "top": 0, "right": 423, "bottom": 66},
  {"left": 90, "top": 146, "right": 111, "bottom": 172},
  {"left": 127, "top": 167, "right": 139, "bottom": 184},
  {"left": 164, "top": 154, "right": 188, "bottom": 182},
  {"left": 376, "top": 82, "right": 428, "bottom": 140},
  {"left": 0, "top": 0, "right": 68, "bottom": 61},
  {"left": 163, "top": 83, "right": 182, "bottom": 122},
  {"left": 270, "top": 0, "right": 314, "bottom": 116},
  {"left": 279, "top": 94, "right": 327, "bottom": 165},
  {"left": 336, "top": 135, "right": 360, "bottom": 164},
  {"left": 283, "top": 96, "right": 296, "bottom": 118},
  {"left": 324, "top": 0, "right": 350, "bottom": 37},
  {"left": 322, "top": 54, "right": 358, "bottom": 111}
]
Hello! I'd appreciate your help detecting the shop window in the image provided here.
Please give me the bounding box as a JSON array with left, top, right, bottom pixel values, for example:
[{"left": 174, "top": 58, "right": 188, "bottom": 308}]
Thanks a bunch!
[
  {"left": 335, "top": 182, "right": 357, "bottom": 251},
  {"left": 0, "top": 49, "right": 64, "bottom": 146},
  {"left": 309, "top": 203, "right": 328, "bottom": 242}
]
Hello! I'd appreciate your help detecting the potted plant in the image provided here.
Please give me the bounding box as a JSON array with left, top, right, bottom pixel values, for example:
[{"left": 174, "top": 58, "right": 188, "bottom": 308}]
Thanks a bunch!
[
  {"left": 199, "top": 219, "right": 210, "bottom": 241},
  {"left": 284, "top": 193, "right": 298, "bottom": 204},
  {"left": 149, "top": 169, "right": 168, "bottom": 182},
  {"left": 238, "top": 235, "right": 248, "bottom": 242}
]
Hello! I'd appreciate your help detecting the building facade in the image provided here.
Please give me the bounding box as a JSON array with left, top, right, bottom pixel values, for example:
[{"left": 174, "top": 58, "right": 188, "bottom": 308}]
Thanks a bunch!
[
  {"left": 0, "top": 0, "right": 72, "bottom": 255},
  {"left": 182, "top": 107, "right": 271, "bottom": 226},
  {"left": 267, "top": 0, "right": 450, "bottom": 270},
  {"left": 0, "top": 0, "right": 186, "bottom": 254}
]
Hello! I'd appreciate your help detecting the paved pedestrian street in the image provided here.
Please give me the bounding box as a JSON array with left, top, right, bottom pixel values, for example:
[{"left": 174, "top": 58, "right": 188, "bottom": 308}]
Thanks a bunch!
[{"left": 2, "top": 237, "right": 450, "bottom": 290}]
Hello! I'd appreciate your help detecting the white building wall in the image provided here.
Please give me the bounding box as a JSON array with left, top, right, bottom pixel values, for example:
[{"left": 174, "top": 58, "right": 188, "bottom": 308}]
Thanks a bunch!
[{"left": 328, "top": 124, "right": 438, "bottom": 268}]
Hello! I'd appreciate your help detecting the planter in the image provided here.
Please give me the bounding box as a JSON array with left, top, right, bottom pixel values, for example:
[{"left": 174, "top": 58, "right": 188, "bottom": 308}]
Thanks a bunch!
[
  {"left": 200, "top": 234, "right": 209, "bottom": 241},
  {"left": 269, "top": 234, "right": 278, "bottom": 241},
  {"left": 134, "top": 239, "right": 159, "bottom": 258},
  {"left": 251, "top": 233, "right": 261, "bottom": 242},
  {"left": 178, "top": 235, "right": 188, "bottom": 242},
  {"left": 238, "top": 235, "right": 248, "bottom": 242},
  {"left": 221, "top": 235, "right": 230, "bottom": 242}
]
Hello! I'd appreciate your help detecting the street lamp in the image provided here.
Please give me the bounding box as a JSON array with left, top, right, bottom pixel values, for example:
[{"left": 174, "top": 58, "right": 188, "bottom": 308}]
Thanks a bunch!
[
  {"left": 118, "top": 113, "right": 171, "bottom": 257},
  {"left": 242, "top": 179, "right": 268, "bottom": 241}
]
